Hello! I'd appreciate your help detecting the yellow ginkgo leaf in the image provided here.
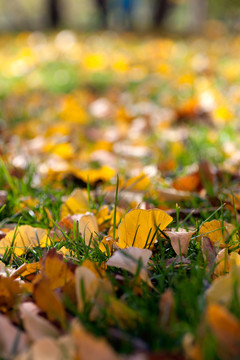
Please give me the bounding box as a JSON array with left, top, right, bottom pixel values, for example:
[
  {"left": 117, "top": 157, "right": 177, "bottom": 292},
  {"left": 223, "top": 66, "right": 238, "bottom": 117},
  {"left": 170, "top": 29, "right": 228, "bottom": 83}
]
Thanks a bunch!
[
  {"left": 60, "top": 188, "right": 89, "bottom": 220},
  {"left": 117, "top": 209, "right": 173, "bottom": 249},
  {"left": 0, "top": 225, "right": 49, "bottom": 256},
  {"left": 199, "top": 220, "right": 239, "bottom": 250}
]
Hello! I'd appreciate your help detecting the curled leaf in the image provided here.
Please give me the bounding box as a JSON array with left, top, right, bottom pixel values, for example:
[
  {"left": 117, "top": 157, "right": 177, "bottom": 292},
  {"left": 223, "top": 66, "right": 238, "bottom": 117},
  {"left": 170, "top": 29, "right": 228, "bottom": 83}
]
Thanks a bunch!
[
  {"left": 72, "top": 212, "right": 99, "bottom": 246},
  {"left": 165, "top": 229, "right": 194, "bottom": 256},
  {"left": 107, "top": 247, "right": 152, "bottom": 283}
]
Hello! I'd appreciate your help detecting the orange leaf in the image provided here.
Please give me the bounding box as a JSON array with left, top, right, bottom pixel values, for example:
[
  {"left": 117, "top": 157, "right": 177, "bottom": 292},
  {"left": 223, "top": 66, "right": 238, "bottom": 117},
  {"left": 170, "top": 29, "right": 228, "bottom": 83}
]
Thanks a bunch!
[
  {"left": 0, "top": 276, "right": 21, "bottom": 312},
  {"left": 33, "top": 276, "right": 66, "bottom": 329},
  {"left": 206, "top": 304, "right": 240, "bottom": 358},
  {"left": 36, "top": 249, "right": 75, "bottom": 290}
]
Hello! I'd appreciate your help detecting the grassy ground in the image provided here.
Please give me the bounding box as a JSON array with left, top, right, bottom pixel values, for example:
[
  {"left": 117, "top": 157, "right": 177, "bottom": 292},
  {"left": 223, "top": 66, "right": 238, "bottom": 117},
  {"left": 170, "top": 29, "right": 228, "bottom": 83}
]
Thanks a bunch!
[{"left": 0, "top": 31, "right": 240, "bottom": 360}]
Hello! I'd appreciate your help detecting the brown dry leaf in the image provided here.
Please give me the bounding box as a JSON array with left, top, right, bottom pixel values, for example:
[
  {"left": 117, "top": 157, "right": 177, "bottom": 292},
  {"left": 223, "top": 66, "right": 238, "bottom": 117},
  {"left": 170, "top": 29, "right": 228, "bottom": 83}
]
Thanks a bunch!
[
  {"left": 118, "top": 209, "right": 173, "bottom": 249},
  {"left": 0, "top": 276, "right": 21, "bottom": 312},
  {"left": 107, "top": 247, "right": 152, "bottom": 283},
  {"left": 201, "top": 236, "right": 217, "bottom": 272},
  {"left": 33, "top": 276, "right": 66, "bottom": 329},
  {"left": 0, "top": 190, "right": 7, "bottom": 207},
  {"left": 0, "top": 314, "right": 28, "bottom": 359},
  {"left": 71, "top": 320, "right": 120, "bottom": 360},
  {"left": 165, "top": 229, "right": 194, "bottom": 256},
  {"left": 0, "top": 225, "right": 49, "bottom": 256},
  {"left": 35, "top": 249, "right": 75, "bottom": 290},
  {"left": 60, "top": 188, "right": 89, "bottom": 219},
  {"left": 165, "top": 256, "right": 191, "bottom": 268},
  {"left": 159, "top": 288, "right": 175, "bottom": 328},
  {"left": 20, "top": 302, "right": 60, "bottom": 341},
  {"left": 206, "top": 304, "right": 240, "bottom": 359},
  {"left": 199, "top": 220, "right": 239, "bottom": 250}
]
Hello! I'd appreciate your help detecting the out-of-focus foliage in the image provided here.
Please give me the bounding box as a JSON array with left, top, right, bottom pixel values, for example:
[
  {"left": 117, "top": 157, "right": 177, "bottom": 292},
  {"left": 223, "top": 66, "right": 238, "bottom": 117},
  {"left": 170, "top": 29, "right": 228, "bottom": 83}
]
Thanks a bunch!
[{"left": 0, "top": 29, "right": 240, "bottom": 360}]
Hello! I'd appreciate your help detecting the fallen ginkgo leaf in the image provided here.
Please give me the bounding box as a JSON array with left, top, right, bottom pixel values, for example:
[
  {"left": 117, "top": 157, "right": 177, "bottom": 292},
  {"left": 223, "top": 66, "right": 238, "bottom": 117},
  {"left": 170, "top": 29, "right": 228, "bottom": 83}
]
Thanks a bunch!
[
  {"left": 60, "top": 188, "right": 89, "bottom": 219},
  {"left": 0, "top": 225, "right": 49, "bottom": 256},
  {"left": 199, "top": 220, "right": 239, "bottom": 250},
  {"left": 72, "top": 212, "right": 99, "bottom": 246},
  {"left": 164, "top": 228, "right": 194, "bottom": 256},
  {"left": 118, "top": 208, "right": 173, "bottom": 249}
]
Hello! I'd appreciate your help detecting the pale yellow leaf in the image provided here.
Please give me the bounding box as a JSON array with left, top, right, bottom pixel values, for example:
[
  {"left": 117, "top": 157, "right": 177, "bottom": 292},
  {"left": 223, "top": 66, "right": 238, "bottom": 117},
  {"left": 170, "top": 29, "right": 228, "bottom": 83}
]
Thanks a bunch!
[
  {"left": 107, "top": 247, "right": 152, "bottom": 283},
  {"left": 20, "top": 302, "right": 60, "bottom": 341},
  {"left": 72, "top": 212, "right": 99, "bottom": 246},
  {"left": 206, "top": 267, "right": 240, "bottom": 306}
]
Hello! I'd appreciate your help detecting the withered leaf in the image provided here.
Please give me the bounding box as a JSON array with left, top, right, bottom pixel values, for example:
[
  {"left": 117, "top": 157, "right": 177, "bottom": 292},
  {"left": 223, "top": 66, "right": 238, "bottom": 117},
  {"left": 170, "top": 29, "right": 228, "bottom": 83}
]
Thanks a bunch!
[{"left": 33, "top": 276, "right": 66, "bottom": 329}]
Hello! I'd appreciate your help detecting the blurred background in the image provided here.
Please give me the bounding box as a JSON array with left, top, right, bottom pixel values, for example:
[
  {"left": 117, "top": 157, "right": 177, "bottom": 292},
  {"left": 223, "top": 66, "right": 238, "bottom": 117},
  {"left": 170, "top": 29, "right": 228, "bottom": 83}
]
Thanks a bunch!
[{"left": 0, "top": 0, "right": 239, "bottom": 33}]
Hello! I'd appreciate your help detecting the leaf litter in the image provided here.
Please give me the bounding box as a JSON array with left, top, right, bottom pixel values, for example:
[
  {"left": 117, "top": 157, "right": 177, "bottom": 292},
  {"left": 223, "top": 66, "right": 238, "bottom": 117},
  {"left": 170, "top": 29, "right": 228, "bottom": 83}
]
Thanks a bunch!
[{"left": 0, "top": 31, "right": 240, "bottom": 359}]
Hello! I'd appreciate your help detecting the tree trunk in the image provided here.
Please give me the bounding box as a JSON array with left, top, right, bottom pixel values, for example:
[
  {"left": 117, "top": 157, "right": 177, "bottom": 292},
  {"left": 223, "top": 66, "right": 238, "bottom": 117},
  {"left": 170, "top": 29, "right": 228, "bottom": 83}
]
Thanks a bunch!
[
  {"left": 95, "top": 0, "right": 108, "bottom": 28},
  {"left": 48, "top": 0, "right": 61, "bottom": 28},
  {"left": 153, "top": 0, "right": 171, "bottom": 27}
]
